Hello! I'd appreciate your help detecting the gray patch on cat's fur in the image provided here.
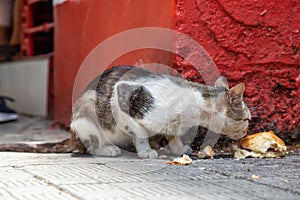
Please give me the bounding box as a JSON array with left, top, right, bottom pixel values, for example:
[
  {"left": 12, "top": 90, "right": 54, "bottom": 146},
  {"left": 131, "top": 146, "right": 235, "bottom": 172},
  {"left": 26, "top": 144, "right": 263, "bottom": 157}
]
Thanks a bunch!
[
  {"left": 199, "top": 86, "right": 228, "bottom": 99},
  {"left": 128, "top": 86, "right": 154, "bottom": 119},
  {"left": 95, "top": 66, "right": 160, "bottom": 129},
  {"left": 95, "top": 66, "right": 133, "bottom": 129},
  {"left": 82, "top": 135, "right": 99, "bottom": 153},
  {"left": 117, "top": 83, "right": 154, "bottom": 119},
  {"left": 167, "top": 75, "right": 228, "bottom": 99}
]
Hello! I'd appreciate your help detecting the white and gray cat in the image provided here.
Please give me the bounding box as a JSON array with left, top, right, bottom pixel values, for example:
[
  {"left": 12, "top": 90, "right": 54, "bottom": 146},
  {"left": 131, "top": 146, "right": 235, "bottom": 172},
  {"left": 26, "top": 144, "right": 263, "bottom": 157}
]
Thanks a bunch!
[{"left": 70, "top": 66, "right": 251, "bottom": 159}]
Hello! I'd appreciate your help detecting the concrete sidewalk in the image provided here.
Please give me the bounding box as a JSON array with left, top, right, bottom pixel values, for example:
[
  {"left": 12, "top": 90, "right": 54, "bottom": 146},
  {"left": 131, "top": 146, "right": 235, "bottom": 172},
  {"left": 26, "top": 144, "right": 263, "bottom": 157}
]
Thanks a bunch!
[
  {"left": 0, "top": 152, "right": 299, "bottom": 200},
  {"left": 0, "top": 116, "right": 299, "bottom": 200}
]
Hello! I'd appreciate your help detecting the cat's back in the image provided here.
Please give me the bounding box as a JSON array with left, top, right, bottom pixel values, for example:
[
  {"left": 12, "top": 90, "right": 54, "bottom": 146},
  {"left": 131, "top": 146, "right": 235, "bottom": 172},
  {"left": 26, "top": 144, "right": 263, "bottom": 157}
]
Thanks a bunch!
[
  {"left": 87, "top": 65, "right": 161, "bottom": 91},
  {"left": 72, "top": 66, "right": 159, "bottom": 125}
]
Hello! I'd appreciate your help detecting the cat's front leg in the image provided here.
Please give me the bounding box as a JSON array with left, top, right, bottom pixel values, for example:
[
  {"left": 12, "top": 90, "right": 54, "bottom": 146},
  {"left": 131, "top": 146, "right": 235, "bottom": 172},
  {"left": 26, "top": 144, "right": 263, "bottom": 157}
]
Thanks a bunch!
[
  {"left": 125, "top": 124, "right": 158, "bottom": 159},
  {"left": 134, "top": 137, "right": 158, "bottom": 159},
  {"left": 168, "top": 135, "right": 193, "bottom": 156}
]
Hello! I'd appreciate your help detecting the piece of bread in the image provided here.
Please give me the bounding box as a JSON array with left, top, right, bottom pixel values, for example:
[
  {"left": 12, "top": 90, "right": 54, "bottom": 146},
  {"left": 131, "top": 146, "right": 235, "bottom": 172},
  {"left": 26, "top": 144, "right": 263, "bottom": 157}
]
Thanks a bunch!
[
  {"left": 241, "top": 131, "right": 286, "bottom": 154},
  {"left": 232, "top": 131, "right": 287, "bottom": 159},
  {"left": 166, "top": 154, "right": 193, "bottom": 165}
]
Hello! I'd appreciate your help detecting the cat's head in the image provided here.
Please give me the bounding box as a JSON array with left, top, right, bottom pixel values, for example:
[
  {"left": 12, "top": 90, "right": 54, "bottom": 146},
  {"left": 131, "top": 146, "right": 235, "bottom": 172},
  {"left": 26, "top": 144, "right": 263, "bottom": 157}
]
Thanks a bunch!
[{"left": 213, "top": 77, "right": 251, "bottom": 140}]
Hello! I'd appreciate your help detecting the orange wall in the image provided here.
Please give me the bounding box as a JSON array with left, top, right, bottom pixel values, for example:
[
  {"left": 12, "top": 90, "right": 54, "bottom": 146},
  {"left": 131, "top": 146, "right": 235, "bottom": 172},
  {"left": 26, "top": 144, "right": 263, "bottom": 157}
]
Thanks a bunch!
[{"left": 53, "top": 0, "right": 176, "bottom": 125}]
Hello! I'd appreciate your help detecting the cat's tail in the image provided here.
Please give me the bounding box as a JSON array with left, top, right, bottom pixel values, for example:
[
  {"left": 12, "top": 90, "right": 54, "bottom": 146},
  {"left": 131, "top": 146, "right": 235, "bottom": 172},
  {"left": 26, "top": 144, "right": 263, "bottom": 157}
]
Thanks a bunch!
[{"left": 0, "top": 134, "right": 87, "bottom": 154}]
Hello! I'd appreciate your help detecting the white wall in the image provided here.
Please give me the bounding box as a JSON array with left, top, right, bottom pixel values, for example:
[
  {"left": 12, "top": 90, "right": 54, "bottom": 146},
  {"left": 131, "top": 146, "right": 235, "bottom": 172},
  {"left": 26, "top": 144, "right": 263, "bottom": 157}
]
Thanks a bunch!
[{"left": 0, "top": 59, "right": 49, "bottom": 116}]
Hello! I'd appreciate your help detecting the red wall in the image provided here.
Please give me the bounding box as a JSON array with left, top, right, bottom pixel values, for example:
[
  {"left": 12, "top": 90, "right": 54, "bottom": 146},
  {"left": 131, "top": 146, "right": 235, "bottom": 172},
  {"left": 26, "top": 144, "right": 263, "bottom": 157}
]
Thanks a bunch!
[{"left": 175, "top": 0, "right": 299, "bottom": 141}]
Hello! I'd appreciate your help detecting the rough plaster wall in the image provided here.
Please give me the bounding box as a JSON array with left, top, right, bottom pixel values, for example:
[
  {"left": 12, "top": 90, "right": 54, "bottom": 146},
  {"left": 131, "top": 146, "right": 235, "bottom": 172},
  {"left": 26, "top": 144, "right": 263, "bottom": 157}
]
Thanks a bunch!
[{"left": 175, "top": 0, "right": 299, "bottom": 143}]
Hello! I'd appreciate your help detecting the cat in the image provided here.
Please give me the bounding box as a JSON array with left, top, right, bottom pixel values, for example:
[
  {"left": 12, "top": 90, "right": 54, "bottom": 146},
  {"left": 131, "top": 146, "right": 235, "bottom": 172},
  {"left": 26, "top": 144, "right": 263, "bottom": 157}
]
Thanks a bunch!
[
  {"left": 0, "top": 65, "right": 250, "bottom": 157},
  {"left": 70, "top": 66, "right": 251, "bottom": 159}
]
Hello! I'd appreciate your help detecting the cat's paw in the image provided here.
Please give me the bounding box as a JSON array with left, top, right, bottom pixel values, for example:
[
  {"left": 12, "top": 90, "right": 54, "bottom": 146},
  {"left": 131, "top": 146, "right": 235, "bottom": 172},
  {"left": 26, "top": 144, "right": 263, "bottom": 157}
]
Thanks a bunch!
[
  {"left": 93, "top": 145, "right": 122, "bottom": 157},
  {"left": 171, "top": 145, "right": 193, "bottom": 156},
  {"left": 137, "top": 149, "right": 158, "bottom": 159}
]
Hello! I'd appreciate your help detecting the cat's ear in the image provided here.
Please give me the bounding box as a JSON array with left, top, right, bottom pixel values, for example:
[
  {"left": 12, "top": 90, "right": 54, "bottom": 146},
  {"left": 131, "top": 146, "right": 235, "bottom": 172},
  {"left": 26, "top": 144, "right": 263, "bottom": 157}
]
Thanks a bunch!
[
  {"left": 215, "top": 76, "right": 229, "bottom": 89},
  {"left": 229, "top": 83, "right": 245, "bottom": 101}
]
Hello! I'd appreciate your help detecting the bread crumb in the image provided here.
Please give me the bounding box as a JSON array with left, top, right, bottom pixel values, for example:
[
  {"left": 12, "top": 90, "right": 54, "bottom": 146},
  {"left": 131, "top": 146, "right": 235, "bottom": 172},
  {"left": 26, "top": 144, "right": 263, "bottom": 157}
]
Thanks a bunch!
[{"left": 166, "top": 154, "right": 193, "bottom": 165}]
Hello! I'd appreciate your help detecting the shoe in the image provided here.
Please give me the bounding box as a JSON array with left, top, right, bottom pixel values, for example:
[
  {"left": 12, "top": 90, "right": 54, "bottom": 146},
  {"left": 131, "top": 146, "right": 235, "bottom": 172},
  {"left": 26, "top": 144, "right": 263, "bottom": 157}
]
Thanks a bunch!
[{"left": 0, "top": 96, "right": 18, "bottom": 123}]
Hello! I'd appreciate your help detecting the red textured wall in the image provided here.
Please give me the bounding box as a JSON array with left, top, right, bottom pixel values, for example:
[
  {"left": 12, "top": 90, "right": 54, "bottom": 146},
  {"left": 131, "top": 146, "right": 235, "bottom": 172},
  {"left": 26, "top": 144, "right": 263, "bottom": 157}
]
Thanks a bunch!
[{"left": 175, "top": 0, "right": 300, "bottom": 142}]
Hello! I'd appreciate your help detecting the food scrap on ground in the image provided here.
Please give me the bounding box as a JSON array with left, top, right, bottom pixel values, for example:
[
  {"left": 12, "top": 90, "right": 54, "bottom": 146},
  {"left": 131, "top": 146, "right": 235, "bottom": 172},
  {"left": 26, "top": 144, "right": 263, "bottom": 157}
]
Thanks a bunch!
[
  {"left": 232, "top": 130, "right": 288, "bottom": 159},
  {"left": 251, "top": 174, "right": 260, "bottom": 179},
  {"left": 166, "top": 154, "right": 193, "bottom": 165},
  {"left": 196, "top": 145, "right": 215, "bottom": 159}
]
